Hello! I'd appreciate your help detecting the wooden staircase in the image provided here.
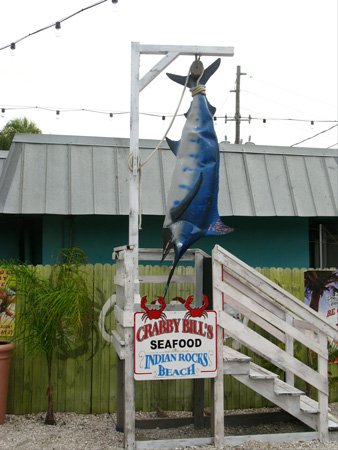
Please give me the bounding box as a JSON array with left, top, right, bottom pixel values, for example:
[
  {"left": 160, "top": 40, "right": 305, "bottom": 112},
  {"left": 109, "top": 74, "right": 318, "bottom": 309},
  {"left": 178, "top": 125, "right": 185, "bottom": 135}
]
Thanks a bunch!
[
  {"left": 223, "top": 344, "right": 338, "bottom": 432},
  {"left": 212, "top": 244, "right": 338, "bottom": 445},
  {"left": 112, "top": 246, "right": 338, "bottom": 449}
]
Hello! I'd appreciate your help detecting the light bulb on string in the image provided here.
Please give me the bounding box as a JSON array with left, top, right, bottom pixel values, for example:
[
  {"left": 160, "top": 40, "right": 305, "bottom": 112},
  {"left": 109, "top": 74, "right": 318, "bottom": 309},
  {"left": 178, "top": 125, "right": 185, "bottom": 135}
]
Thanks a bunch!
[
  {"left": 263, "top": 118, "right": 267, "bottom": 128},
  {"left": 55, "top": 22, "right": 61, "bottom": 38},
  {"left": 56, "top": 110, "right": 60, "bottom": 120},
  {"left": 1, "top": 108, "right": 5, "bottom": 118},
  {"left": 311, "top": 120, "right": 314, "bottom": 129},
  {"left": 109, "top": 113, "right": 113, "bottom": 119},
  {"left": 10, "top": 43, "right": 15, "bottom": 56},
  {"left": 111, "top": 0, "right": 120, "bottom": 14}
]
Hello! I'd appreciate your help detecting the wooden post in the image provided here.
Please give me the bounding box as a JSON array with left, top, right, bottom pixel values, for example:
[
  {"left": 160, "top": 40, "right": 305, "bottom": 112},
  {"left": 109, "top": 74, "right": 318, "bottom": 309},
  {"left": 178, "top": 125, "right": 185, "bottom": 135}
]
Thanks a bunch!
[
  {"left": 285, "top": 313, "right": 295, "bottom": 386},
  {"left": 317, "top": 332, "right": 329, "bottom": 443},
  {"left": 212, "top": 248, "right": 224, "bottom": 448},
  {"left": 193, "top": 251, "right": 206, "bottom": 428},
  {"left": 129, "top": 42, "right": 140, "bottom": 296}
]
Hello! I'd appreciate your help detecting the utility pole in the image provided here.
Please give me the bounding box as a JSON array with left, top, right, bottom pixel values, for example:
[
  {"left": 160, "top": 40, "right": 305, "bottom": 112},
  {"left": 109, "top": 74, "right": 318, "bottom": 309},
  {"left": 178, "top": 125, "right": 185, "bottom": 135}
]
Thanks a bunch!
[{"left": 231, "top": 65, "right": 246, "bottom": 144}]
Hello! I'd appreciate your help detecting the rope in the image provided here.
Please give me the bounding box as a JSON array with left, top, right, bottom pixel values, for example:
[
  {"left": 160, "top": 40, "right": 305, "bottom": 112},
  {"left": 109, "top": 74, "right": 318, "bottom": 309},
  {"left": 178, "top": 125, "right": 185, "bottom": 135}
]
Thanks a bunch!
[
  {"left": 140, "top": 71, "right": 191, "bottom": 168},
  {"left": 190, "top": 85, "right": 206, "bottom": 96}
]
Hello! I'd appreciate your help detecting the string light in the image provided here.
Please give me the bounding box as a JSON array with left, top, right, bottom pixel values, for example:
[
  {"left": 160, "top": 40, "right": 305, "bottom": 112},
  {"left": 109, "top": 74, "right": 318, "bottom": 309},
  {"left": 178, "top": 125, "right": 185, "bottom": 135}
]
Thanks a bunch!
[
  {"left": 0, "top": 105, "right": 337, "bottom": 126},
  {"left": 55, "top": 22, "right": 61, "bottom": 38},
  {"left": 10, "top": 43, "right": 15, "bottom": 56},
  {"left": 0, "top": 0, "right": 117, "bottom": 52}
]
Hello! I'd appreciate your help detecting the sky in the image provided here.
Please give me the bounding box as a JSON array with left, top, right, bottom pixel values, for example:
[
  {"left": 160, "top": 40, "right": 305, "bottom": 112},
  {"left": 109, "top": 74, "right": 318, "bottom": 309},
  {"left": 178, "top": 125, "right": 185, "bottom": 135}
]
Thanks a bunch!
[{"left": 0, "top": 0, "right": 337, "bottom": 149}]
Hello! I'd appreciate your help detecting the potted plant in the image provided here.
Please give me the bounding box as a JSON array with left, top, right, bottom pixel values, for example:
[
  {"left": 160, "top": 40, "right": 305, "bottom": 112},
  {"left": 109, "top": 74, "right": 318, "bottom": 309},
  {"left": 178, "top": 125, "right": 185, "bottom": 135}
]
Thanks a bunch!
[
  {"left": 0, "top": 282, "right": 16, "bottom": 425},
  {"left": 1, "top": 248, "right": 97, "bottom": 425},
  {"left": 0, "top": 340, "right": 15, "bottom": 424}
]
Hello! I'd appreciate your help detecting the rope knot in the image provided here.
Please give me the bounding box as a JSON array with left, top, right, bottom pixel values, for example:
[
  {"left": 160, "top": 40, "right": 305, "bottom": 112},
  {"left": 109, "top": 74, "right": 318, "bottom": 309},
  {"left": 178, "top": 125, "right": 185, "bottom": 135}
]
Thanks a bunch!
[{"left": 190, "top": 85, "right": 206, "bottom": 97}]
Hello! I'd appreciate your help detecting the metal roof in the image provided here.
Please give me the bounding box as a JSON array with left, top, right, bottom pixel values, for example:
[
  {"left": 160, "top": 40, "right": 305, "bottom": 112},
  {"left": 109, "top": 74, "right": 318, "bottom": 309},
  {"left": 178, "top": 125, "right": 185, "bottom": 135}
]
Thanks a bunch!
[{"left": 0, "top": 133, "right": 337, "bottom": 216}]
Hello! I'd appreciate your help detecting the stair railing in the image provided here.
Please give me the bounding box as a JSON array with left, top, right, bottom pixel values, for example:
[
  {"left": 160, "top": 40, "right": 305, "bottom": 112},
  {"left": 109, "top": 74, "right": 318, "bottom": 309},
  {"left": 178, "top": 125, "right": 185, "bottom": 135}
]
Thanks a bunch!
[{"left": 212, "top": 244, "right": 337, "bottom": 442}]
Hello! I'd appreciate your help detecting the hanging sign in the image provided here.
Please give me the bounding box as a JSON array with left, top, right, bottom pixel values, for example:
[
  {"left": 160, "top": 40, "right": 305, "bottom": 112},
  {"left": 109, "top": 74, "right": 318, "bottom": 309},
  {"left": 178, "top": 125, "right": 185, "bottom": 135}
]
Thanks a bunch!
[
  {"left": 304, "top": 270, "right": 338, "bottom": 362},
  {"left": 304, "top": 270, "right": 338, "bottom": 332},
  {"left": 134, "top": 296, "right": 217, "bottom": 380},
  {"left": 0, "top": 269, "right": 16, "bottom": 339}
]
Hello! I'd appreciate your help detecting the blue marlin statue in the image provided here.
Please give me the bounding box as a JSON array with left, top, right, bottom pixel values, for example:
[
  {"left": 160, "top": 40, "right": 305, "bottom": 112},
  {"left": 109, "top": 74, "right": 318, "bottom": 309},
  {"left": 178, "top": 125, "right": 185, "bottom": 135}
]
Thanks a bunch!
[{"left": 162, "top": 58, "right": 233, "bottom": 296}]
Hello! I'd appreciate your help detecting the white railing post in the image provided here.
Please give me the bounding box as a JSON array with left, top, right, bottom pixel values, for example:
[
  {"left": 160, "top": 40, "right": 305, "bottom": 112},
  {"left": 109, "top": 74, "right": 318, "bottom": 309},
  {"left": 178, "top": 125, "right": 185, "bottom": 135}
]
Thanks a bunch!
[
  {"left": 212, "top": 247, "right": 224, "bottom": 448},
  {"left": 285, "top": 312, "right": 295, "bottom": 386},
  {"left": 317, "top": 332, "right": 329, "bottom": 442}
]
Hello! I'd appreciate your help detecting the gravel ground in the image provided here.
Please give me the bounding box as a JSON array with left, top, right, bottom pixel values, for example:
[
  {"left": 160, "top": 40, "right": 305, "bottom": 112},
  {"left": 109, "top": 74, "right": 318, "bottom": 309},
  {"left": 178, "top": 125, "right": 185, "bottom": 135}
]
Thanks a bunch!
[{"left": 0, "top": 404, "right": 337, "bottom": 449}]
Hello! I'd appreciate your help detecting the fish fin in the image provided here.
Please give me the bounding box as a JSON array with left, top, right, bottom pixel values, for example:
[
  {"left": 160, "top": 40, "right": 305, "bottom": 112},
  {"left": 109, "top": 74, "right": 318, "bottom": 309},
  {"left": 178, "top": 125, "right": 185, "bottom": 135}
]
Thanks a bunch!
[
  {"left": 166, "top": 73, "right": 194, "bottom": 88},
  {"left": 200, "top": 58, "right": 221, "bottom": 85},
  {"left": 166, "top": 137, "right": 180, "bottom": 156},
  {"left": 170, "top": 172, "right": 203, "bottom": 222},
  {"left": 184, "top": 105, "right": 192, "bottom": 118},
  {"left": 206, "top": 217, "right": 234, "bottom": 236},
  {"left": 167, "top": 58, "right": 220, "bottom": 89},
  {"left": 206, "top": 99, "right": 216, "bottom": 117}
]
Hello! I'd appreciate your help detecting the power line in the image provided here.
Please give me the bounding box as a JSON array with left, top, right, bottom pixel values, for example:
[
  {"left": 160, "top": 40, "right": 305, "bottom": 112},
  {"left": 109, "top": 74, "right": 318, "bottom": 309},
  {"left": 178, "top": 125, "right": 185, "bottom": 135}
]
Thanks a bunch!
[
  {"left": 290, "top": 124, "right": 338, "bottom": 147},
  {"left": 0, "top": 0, "right": 117, "bottom": 52}
]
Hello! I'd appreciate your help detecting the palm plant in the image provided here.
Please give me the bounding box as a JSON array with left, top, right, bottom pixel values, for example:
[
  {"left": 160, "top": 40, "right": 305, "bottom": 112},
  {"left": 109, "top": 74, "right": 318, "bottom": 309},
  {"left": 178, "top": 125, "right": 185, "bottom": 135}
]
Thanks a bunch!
[
  {"left": 0, "top": 117, "right": 41, "bottom": 150},
  {"left": 1, "top": 248, "right": 95, "bottom": 425}
]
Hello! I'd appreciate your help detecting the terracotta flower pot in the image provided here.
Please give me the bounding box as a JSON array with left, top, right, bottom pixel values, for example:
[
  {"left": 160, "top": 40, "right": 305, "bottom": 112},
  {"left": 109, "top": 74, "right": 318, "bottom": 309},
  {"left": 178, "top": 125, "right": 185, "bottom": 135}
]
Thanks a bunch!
[{"left": 0, "top": 341, "right": 15, "bottom": 425}]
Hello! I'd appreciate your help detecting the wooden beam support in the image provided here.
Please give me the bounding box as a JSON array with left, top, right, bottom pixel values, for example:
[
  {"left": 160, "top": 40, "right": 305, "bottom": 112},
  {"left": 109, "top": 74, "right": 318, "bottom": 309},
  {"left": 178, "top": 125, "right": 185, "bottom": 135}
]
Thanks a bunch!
[{"left": 139, "top": 44, "right": 234, "bottom": 57}]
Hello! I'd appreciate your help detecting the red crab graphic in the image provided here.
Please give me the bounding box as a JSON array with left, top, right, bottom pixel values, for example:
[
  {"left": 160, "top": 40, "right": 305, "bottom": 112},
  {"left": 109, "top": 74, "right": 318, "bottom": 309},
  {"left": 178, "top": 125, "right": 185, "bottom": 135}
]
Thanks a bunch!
[
  {"left": 140, "top": 295, "right": 167, "bottom": 322},
  {"left": 173, "top": 294, "right": 209, "bottom": 319}
]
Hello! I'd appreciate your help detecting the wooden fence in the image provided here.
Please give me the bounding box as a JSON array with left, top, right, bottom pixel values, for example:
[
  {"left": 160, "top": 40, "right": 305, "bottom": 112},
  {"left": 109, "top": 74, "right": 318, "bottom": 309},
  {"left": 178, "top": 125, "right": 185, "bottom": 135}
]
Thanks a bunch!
[{"left": 6, "top": 264, "right": 338, "bottom": 414}]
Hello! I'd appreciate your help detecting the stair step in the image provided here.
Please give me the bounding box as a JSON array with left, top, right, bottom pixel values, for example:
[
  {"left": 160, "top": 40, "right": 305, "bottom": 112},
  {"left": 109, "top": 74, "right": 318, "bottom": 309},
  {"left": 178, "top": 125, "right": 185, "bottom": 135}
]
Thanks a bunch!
[
  {"left": 329, "top": 418, "right": 338, "bottom": 430},
  {"left": 300, "top": 395, "right": 319, "bottom": 414},
  {"left": 223, "top": 345, "right": 251, "bottom": 375},
  {"left": 249, "top": 362, "right": 279, "bottom": 380},
  {"left": 223, "top": 345, "right": 251, "bottom": 362},
  {"left": 274, "top": 378, "right": 304, "bottom": 396}
]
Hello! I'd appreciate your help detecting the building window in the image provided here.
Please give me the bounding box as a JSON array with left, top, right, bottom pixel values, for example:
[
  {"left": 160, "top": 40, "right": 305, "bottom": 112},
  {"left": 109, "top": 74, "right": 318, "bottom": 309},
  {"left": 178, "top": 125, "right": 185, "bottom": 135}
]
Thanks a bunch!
[{"left": 309, "top": 219, "right": 338, "bottom": 268}]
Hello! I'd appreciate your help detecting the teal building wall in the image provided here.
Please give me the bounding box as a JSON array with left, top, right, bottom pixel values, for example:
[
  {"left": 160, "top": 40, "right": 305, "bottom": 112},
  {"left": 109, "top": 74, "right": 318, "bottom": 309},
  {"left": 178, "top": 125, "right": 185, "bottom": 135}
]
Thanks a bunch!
[{"left": 40, "top": 215, "right": 310, "bottom": 268}]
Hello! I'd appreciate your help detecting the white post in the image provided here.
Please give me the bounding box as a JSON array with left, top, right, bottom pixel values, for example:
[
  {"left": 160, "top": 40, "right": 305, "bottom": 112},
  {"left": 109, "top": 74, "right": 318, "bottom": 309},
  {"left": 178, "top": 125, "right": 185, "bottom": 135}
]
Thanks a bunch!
[
  {"left": 129, "top": 42, "right": 140, "bottom": 293},
  {"left": 212, "top": 247, "right": 224, "bottom": 448},
  {"left": 317, "top": 332, "right": 329, "bottom": 443}
]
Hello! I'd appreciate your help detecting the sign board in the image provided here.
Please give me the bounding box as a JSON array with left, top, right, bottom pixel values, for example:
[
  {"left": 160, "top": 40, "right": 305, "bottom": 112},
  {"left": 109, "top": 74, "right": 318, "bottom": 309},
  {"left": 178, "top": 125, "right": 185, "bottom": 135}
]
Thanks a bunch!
[
  {"left": 134, "top": 310, "right": 217, "bottom": 380},
  {"left": 304, "top": 270, "right": 338, "bottom": 362},
  {"left": 304, "top": 270, "right": 338, "bottom": 332},
  {"left": 0, "top": 269, "right": 16, "bottom": 338}
]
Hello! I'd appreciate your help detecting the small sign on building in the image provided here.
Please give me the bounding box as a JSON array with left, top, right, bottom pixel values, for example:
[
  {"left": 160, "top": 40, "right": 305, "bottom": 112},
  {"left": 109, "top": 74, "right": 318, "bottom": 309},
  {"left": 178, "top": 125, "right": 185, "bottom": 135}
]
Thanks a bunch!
[{"left": 134, "top": 303, "right": 217, "bottom": 380}]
